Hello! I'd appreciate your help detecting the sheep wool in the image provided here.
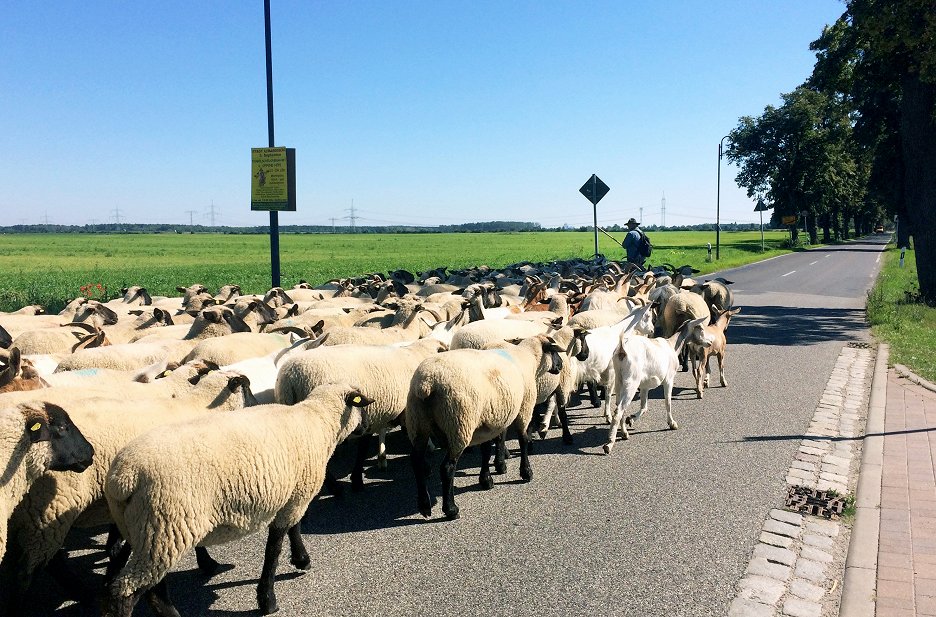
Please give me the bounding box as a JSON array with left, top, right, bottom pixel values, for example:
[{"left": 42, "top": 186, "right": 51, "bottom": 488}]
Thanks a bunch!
[{"left": 103, "top": 383, "right": 372, "bottom": 617}]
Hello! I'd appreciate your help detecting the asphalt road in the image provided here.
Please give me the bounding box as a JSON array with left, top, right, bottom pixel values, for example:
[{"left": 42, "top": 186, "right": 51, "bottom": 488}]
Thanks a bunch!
[{"left": 29, "top": 234, "right": 891, "bottom": 617}]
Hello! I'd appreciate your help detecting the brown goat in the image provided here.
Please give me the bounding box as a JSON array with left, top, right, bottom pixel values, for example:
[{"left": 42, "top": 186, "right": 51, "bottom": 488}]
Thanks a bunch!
[
  {"left": 688, "top": 306, "right": 741, "bottom": 399},
  {"left": 0, "top": 348, "right": 48, "bottom": 393}
]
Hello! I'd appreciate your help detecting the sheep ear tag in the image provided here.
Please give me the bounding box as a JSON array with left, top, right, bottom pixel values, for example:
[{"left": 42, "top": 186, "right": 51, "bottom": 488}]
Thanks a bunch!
[
  {"left": 347, "top": 393, "right": 371, "bottom": 408},
  {"left": 28, "top": 420, "right": 51, "bottom": 443}
]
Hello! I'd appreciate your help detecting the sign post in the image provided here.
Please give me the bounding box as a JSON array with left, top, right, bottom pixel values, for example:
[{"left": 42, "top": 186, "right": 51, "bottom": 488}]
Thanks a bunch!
[
  {"left": 754, "top": 198, "right": 769, "bottom": 252},
  {"left": 262, "top": 0, "right": 281, "bottom": 288},
  {"left": 579, "top": 174, "right": 610, "bottom": 259}
]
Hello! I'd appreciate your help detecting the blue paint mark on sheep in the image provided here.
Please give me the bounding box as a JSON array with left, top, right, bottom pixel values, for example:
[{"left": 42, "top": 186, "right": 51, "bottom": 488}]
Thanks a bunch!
[
  {"left": 74, "top": 368, "right": 99, "bottom": 377},
  {"left": 489, "top": 349, "right": 516, "bottom": 363}
]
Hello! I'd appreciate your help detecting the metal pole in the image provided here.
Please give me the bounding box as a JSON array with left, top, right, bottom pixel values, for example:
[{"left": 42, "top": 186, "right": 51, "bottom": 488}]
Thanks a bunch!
[
  {"left": 264, "top": 0, "right": 281, "bottom": 288},
  {"left": 760, "top": 210, "right": 764, "bottom": 252},
  {"left": 717, "top": 135, "right": 729, "bottom": 260},
  {"left": 592, "top": 175, "right": 599, "bottom": 259}
]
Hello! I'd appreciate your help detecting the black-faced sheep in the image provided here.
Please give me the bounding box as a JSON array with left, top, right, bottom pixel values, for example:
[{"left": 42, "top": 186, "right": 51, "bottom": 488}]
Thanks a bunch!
[{"left": 102, "top": 383, "right": 374, "bottom": 617}]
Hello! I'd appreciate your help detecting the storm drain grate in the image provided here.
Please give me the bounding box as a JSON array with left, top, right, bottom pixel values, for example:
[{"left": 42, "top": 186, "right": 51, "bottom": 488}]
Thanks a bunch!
[
  {"left": 785, "top": 485, "right": 846, "bottom": 519},
  {"left": 847, "top": 341, "right": 873, "bottom": 349}
]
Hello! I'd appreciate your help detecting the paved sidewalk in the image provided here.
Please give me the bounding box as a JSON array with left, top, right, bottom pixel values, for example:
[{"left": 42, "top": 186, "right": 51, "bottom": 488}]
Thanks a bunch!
[{"left": 875, "top": 367, "right": 936, "bottom": 616}]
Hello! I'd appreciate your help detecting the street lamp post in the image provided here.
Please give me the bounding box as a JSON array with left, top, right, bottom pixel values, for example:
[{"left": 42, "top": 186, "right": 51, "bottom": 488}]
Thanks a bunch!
[{"left": 716, "top": 135, "right": 730, "bottom": 260}]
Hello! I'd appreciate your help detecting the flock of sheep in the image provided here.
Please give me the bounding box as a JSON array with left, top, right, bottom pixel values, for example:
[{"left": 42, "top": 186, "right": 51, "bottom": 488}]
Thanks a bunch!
[{"left": 0, "top": 256, "right": 739, "bottom": 616}]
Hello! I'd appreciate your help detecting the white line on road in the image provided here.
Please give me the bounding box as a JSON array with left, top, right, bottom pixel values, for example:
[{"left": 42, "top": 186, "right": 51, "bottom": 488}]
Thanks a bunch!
[
  {"left": 810, "top": 261, "right": 819, "bottom": 266},
  {"left": 876, "top": 254, "right": 882, "bottom": 264},
  {"left": 782, "top": 271, "right": 796, "bottom": 277},
  {"left": 825, "top": 254, "right": 831, "bottom": 258}
]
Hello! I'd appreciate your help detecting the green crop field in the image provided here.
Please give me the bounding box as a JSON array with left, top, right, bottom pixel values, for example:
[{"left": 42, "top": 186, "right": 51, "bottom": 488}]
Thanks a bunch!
[{"left": 0, "top": 230, "right": 792, "bottom": 312}]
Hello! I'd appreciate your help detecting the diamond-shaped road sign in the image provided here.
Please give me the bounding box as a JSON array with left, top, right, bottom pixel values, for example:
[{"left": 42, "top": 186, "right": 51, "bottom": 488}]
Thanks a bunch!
[{"left": 580, "top": 174, "right": 610, "bottom": 206}]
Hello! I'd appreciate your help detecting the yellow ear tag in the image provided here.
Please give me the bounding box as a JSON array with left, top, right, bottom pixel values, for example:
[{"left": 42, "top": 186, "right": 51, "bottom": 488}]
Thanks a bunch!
[
  {"left": 161, "top": 370, "right": 172, "bottom": 377},
  {"left": 30, "top": 422, "right": 41, "bottom": 432},
  {"left": 352, "top": 396, "right": 362, "bottom": 404}
]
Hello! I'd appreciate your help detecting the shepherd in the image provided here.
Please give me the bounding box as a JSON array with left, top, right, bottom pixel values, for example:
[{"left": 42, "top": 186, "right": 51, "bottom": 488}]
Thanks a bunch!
[{"left": 622, "top": 217, "right": 649, "bottom": 267}]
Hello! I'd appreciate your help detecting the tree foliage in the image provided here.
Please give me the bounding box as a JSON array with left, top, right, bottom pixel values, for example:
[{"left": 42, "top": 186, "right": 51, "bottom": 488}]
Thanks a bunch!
[{"left": 728, "top": 0, "right": 936, "bottom": 302}]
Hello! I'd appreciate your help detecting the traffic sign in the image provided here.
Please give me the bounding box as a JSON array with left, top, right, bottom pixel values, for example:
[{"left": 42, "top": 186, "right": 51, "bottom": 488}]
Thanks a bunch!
[
  {"left": 754, "top": 199, "right": 769, "bottom": 212},
  {"left": 580, "top": 174, "right": 610, "bottom": 206}
]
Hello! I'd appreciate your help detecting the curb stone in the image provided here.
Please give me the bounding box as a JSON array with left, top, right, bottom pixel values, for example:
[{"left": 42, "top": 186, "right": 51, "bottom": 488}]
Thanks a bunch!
[{"left": 728, "top": 344, "right": 875, "bottom": 617}]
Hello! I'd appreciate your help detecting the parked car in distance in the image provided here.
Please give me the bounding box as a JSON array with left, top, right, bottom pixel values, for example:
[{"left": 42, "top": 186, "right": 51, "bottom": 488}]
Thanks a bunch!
[{"left": 875, "top": 225, "right": 885, "bottom": 233}]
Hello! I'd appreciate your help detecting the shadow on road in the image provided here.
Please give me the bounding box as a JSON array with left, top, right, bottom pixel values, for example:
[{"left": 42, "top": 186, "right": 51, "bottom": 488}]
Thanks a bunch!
[
  {"left": 738, "top": 425, "right": 936, "bottom": 444},
  {"left": 731, "top": 305, "right": 867, "bottom": 346}
]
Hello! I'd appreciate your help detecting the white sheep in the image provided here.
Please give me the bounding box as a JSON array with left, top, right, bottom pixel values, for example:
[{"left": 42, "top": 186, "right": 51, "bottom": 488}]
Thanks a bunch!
[
  {"left": 604, "top": 315, "right": 708, "bottom": 453},
  {"left": 1, "top": 401, "right": 94, "bottom": 560},
  {"left": 102, "top": 383, "right": 374, "bottom": 617},
  {"left": 275, "top": 337, "right": 446, "bottom": 489},
  {"left": 1, "top": 364, "right": 257, "bottom": 606},
  {"left": 405, "top": 334, "right": 564, "bottom": 520}
]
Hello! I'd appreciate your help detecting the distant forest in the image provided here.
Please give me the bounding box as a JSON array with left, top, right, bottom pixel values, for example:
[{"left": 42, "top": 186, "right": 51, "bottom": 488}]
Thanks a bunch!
[{"left": 0, "top": 221, "right": 772, "bottom": 234}]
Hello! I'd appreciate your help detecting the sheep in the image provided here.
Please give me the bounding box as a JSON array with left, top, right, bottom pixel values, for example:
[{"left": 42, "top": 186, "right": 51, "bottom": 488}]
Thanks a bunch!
[
  {"left": 531, "top": 326, "right": 590, "bottom": 444},
  {"left": 101, "top": 383, "right": 374, "bottom": 617},
  {"left": 658, "top": 288, "right": 711, "bottom": 371},
  {"left": 406, "top": 333, "right": 565, "bottom": 520},
  {"left": 181, "top": 331, "right": 292, "bottom": 367},
  {"left": 321, "top": 298, "right": 434, "bottom": 346},
  {"left": 696, "top": 279, "right": 735, "bottom": 313},
  {"left": 449, "top": 315, "right": 561, "bottom": 350},
  {"left": 687, "top": 306, "right": 742, "bottom": 398},
  {"left": 11, "top": 321, "right": 111, "bottom": 356},
  {"left": 1, "top": 364, "right": 258, "bottom": 608},
  {"left": 275, "top": 337, "right": 446, "bottom": 490},
  {"left": 1, "top": 401, "right": 94, "bottom": 560},
  {"left": 603, "top": 315, "right": 708, "bottom": 453}
]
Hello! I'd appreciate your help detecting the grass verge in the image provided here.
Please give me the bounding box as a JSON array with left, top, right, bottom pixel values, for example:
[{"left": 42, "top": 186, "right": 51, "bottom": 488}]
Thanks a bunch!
[{"left": 866, "top": 245, "right": 936, "bottom": 382}]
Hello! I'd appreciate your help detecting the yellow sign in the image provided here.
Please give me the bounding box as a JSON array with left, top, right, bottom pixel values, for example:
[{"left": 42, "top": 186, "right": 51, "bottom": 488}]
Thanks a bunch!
[
  {"left": 781, "top": 215, "right": 798, "bottom": 226},
  {"left": 251, "top": 147, "right": 291, "bottom": 211}
]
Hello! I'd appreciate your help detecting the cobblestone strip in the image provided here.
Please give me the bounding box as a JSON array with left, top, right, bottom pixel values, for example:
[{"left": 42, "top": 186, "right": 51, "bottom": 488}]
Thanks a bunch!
[{"left": 729, "top": 345, "right": 874, "bottom": 617}]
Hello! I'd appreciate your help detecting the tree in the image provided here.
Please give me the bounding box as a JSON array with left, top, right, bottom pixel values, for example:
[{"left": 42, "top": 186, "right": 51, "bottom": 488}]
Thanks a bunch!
[
  {"left": 810, "top": 1, "right": 936, "bottom": 302},
  {"left": 726, "top": 87, "right": 865, "bottom": 244}
]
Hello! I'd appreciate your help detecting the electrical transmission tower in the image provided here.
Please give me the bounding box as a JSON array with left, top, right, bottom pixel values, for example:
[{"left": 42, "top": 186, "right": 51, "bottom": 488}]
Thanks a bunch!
[
  {"left": 185, "top": 210, "right": 198, "bottom": 227},
  {"left": 206, "top": 201, "right": 221, "bottom": 227},
  {"left": 111, "top": 207, "right": 122, "bottom": 225},
  {"left": 661, "top": 191, "right": 666, "bottom": 228},
  {"left": 329, "top": 217, "right": 338, "bottom": 233},
  {"left": 344, "top": 200, "right": 357, "bottom": 233}
]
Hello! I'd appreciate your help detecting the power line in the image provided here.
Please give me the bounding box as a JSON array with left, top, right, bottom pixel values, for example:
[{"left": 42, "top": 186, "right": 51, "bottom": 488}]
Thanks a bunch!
[{"left": 185, "top": 210, "right": 198, "bottom": 226}]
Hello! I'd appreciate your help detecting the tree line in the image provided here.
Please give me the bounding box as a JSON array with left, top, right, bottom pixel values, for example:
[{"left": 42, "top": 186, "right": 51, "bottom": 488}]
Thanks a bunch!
[{"left": 726, "top": 0, "right": 935, "bottom": 302}]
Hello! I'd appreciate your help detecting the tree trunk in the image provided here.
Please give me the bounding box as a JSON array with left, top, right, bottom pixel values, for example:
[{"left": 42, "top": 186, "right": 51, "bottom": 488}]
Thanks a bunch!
[{"left": 900, "top": 74, "right": 936, "bottom": 304}]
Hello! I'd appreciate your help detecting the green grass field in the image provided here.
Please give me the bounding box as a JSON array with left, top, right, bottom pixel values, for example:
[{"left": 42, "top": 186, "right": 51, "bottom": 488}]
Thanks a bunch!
[
  {"left": 866, "top": 244, "right": 936, "bottom": 382},
  {"left": 0, "top": 230, "right": 791, "bottom": 312}
]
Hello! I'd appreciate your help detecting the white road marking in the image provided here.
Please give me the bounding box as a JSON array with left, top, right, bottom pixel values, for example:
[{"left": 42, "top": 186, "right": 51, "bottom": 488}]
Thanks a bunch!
[
  {"left": 876, "top": 254, "right": 882, "bottom": 264},
  {"left": 824, "top": 254, "right": 831, "bottom": 258},
  {"left": 782, "top": 271, "right": 796, "bottom": 277},
  {"left": 809, "top": 261, "right": 818, "bottom": 266}
]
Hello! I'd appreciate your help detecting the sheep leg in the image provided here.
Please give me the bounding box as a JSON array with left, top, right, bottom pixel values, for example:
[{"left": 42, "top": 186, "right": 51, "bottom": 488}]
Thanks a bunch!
[
  {"left": 410, "top": 441, "right": 434, "bottom": 518},
  {"left": 493, "top": 433, "right": 508, "bottom": 474},
  {"left": 478, "top": 440, "right": 495, "bottom": 490},
  {"left": 511, "top": 422, "right": 533, "bottom": 483},
  {"left": 352, "top": 434, "right": 375, "bottom": 491},
  {"left": 377, "top": 427, "right": 389, "bottom": 470},
  {"left": 587, "top": 381, "right": 601, "bottom": 407},
  {"left": 440, "top": 453, "right": 461, "bottom": 520},
  {"left": 287, "top": 524, "right": 311, "bottom": 570},
  {"left": 323, "top": 458, "right": 343, "bottom": 497},
  {"left": 556, "top": 400, "right": 574, "bottom": 445},
  {"left": 679, "top": 346, "right": 689, "bottom": 372},
  {"left": 717, "top": 351, "right": 727, "bottom": 387},
  {"left": 537, "top": 396, "right": 557, "bottom": 439},
  {"left": 257, "top": 525, "right": 287, "bottom": 615},
  {"left": 195, "top": 547, "right": 222, "bottom": 576},
  {"left": 46, "top": 549, "right": 99, "bottom": 607},
  {"left": 145, "top": 580, "right": 182, "bottom": 617}
]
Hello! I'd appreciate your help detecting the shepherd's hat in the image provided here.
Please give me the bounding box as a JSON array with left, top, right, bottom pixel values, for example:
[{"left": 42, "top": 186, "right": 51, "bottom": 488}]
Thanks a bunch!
[{"left": 626, "top": 217, "right": 640, "bottom": 226}]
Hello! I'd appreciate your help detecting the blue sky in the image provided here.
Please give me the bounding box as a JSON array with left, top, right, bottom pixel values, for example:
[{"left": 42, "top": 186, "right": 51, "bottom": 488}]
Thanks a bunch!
[{"left": 1, "top": 1, "right": 846, "bottom": 229}]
